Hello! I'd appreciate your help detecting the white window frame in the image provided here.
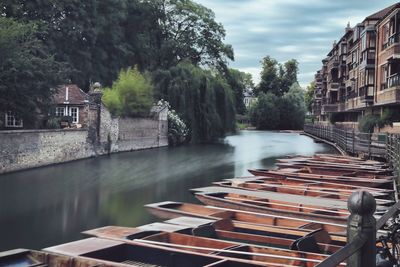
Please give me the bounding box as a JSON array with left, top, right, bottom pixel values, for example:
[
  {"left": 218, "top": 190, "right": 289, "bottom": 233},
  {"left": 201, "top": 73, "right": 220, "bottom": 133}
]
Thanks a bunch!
[
  {"left": 5, "top": 111, "right": 23, "bottom": 128},
  {"left": 55, "top": 107, "right": 65, "bottom": 117},
  {"left": 69, "top": 107, "right": 79, "bottom": 123}
]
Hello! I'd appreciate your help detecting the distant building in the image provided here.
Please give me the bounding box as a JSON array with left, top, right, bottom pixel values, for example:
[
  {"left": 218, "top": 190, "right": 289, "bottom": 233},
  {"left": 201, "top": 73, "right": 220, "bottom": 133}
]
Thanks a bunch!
[
  {"left": 52, "top": 84, "right": 90, "bottom": 127},
  {"left": 311, "top": 3, "right": 400, "bottom": 130},
  {"left": 244, "top": 90, "right": 257, "bottom": 108}
]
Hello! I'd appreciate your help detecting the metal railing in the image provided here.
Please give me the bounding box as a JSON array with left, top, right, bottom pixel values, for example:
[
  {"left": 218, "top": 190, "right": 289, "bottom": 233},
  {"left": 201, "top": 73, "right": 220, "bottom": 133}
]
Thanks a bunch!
[
  {"left": 304, "top": 124, "right": 387, "bottom": 158},
  {"left": 304, "top": 124, "right": 400, "bottom": 266}
]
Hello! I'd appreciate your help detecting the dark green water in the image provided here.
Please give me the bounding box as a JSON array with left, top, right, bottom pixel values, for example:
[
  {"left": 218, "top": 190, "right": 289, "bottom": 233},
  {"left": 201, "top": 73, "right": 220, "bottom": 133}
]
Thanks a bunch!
[{"left": 0, "top": 130, "right": 335, "bottom": 251}]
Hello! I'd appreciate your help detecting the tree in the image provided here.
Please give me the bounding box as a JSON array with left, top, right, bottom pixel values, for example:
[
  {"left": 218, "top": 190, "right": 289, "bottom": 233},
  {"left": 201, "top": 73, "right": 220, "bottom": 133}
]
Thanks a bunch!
[
  {"left": 152, "top": 61, "right": 235, "bottom": 142},
  {"left": 256, "top": 56, "right": 280, "bottom": 96},
  {"left": 224, "top": 69, "right": 253, "bottom": 115},
  {"left": 147, "top": 0, "right": 234, "bottom": 70},
  {"left": 280, "top": 59, "right": 299, "bottom": 94},
  {"left": 305, "top": 81, "right": 316, "bottom": 113},
  {"left": 279, "top": 83, "right": 306, "bottom": 129},
  {"left": 0, "top": 17, "right": 65, "bottom": 127},
  {"left": 256, "top": 56, "right": 299, "bottom": 96},
  {"left": 102, "top": 67, "right": 153, "bottom": 117},
  {"left": 249, "top": 93, "right": 280, "bottom": 130}
]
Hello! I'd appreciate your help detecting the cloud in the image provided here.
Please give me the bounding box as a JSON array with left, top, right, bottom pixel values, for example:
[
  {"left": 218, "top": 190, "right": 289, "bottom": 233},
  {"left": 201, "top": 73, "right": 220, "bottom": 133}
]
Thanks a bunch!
[{"left": 196, "top": 0, "right": 397, "bottom": 86}]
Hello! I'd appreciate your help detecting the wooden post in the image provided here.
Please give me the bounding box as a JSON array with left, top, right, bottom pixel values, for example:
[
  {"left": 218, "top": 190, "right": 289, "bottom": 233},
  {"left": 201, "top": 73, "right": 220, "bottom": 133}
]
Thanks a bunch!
[{"left": 347, "top": 191, "right": 376, "bottom": 267}]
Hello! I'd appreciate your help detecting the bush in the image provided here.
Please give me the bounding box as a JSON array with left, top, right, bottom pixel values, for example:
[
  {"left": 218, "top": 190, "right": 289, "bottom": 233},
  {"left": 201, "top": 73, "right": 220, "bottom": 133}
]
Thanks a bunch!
[
  {"left": 46, "top": 117, "right": 61, "bottom": 129},
  {"left": 249, "top": 83, "right": 305, "bottom": 130},
  {"left": 168, "top": 109, "right": 189, "bottom": 146},
  {"left": 358, "top": 115, "right": 379, "bottom": 133},
  {"left": 249, "top": 92, "right": 280, "bottom": 130},
  {"left": 102, "top": 67, "right": 153, "bottom": 117}
]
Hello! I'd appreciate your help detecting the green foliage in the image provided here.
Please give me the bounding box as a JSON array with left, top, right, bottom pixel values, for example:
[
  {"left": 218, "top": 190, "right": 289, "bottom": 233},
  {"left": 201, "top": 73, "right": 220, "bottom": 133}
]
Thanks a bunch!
[
  {"left": 305, "top": 81, "right": 316, "bottom": 113},
  {"left": 249, "top": 93, "right": 280, "bottom": 130},
  {"left": 168, "top": 109, "right": 189, "bottom": 146},
  {"left": 280, "top": 83, "right": 306, "bottom": 129},
  {"left": 0, "top": 17, "right": 66, "bottom": 126},
  {"left": 102, "top": 67, "right": 153, "bottom": 117},
  {"left": 46, "top": 117, "right": 61, "bottom": 129},
  {"left": 224, "top": 69, "right": 253, "bottom": 115},
  {"left": 377, "top": 109, "right": 400, "bottom": 128},
  {"left": 249, "top": 83, "right": 305, "bottom": 130},
  {"left": 2, "top": 0, "right": 234, "bottom": 88},
  {"left": 152, "top": 62, "right": 236, "bottom": 143},
  {"left": 256, "top": 56, "right": 299, "bottom": 96},
  {"left": 358, "top": 115, "right": 380, "bottom": 133}
]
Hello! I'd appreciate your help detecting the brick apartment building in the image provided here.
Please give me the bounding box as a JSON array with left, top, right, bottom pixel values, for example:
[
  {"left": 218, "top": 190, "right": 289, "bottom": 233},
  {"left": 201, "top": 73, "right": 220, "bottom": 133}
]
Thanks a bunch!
[{"left": 312, "top": 3, "right": 400, "bottom": 130}]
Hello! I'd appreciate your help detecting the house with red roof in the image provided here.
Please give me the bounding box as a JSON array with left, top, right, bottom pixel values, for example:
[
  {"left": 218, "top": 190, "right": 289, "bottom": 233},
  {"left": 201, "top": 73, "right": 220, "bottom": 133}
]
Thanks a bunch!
[{"left": 52, "top": 84, "right": 90, "bottom": 127}]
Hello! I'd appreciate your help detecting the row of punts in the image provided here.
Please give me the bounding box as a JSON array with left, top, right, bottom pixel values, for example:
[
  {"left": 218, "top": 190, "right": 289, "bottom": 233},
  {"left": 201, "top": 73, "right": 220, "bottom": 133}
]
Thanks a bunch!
[{"left": 2, "top": 154, "right": 399, "bottom": 266}]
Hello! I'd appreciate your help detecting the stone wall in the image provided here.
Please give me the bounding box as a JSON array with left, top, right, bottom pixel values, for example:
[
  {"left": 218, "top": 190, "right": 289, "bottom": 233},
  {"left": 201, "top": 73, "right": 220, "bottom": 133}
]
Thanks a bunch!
[
  {"left": 0, "top": 104, "right": 169, "bottom": 174},
  {"left": 0, "top": 129, "right": 94, "bottom": 173}
]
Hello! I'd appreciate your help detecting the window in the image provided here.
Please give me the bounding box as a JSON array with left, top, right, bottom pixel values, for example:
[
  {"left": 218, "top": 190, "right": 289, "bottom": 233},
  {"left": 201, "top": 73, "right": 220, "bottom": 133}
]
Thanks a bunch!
[
  {"left": 55, "top": 107, "right": 65, "bottom": 117},
  {"left": 5, "top": 111, "right": 23, "bottom": 128},
  {"left": 69, "top": 107, "right": 79, "bottom": 123}
]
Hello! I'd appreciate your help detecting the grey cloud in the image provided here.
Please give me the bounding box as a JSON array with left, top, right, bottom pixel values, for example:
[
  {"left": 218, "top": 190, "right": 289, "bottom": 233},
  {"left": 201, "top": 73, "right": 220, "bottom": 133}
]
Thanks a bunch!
[{"left": 196, "top": 0, "right": 397, "bottom": 86}]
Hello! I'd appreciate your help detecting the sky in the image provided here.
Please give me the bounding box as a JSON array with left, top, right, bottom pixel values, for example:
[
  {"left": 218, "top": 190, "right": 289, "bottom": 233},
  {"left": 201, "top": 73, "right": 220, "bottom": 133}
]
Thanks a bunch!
[{"left": 196, "top": 0, "right": 398, "bottom": 87}]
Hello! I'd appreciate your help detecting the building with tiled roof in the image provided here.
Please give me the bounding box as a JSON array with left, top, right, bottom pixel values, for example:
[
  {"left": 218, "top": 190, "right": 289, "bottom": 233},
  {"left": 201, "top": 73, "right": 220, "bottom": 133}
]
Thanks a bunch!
[
  {"left": 52, "top": 84, "right": 90, "bottom": 126},
  {"left": 311, "top": 2, "right": 400, "bottom": 132}
]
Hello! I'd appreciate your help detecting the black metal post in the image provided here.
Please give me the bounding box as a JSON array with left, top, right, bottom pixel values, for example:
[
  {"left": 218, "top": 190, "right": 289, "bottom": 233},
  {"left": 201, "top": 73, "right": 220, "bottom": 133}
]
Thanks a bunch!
[{"left": 347, "top": 191, "right": 376, "bottom": 267}]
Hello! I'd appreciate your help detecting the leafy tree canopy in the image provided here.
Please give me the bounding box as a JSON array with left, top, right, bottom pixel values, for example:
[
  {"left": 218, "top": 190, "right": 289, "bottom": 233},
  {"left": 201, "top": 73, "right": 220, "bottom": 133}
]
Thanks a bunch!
[
  {"left": 102, "top": 67, "right": 153, "bottom": 117},
  {"left": 304, "top": 81, "right": 316, "bottom": 113},
  {"left": 256, "top": 56, "right": 299, "bottom": 96},
  {"left": 0, "top": 17, "right": 65, "bottom": 126}
]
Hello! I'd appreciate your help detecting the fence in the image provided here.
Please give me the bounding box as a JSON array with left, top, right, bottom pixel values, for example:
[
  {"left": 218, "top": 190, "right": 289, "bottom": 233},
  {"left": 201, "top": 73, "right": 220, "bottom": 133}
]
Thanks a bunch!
[
  {"left": 304, "top": 124, "right": 400, "bottom": 266},
  {"left": 304, "top": 124, "right": 388, "bottom": 158}
]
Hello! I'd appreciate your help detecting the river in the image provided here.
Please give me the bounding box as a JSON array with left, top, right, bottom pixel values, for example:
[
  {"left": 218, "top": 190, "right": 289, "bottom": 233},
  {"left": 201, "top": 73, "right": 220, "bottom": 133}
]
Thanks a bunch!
[{"left": 0, "top": 130, "right": 335, "bottom": 251}]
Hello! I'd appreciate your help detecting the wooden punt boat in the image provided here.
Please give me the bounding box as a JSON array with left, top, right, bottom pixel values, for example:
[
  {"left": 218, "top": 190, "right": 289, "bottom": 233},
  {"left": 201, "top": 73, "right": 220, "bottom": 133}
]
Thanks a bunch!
[
  {"left": 277, "top": 156, "right": 388, "bottom": 168},
  {"left": 84, "top": 225, "right": 345, "bottom": 266},
  {"left": 0, "top": 248, "right": 148, "bottom": 267},
  {"left": 275, "top": 164, "right": 391, "bottom": 178},
  {"left": 191, "top": 187, "right": 370, "bottom": 224},
  {"left": 248, "top": 169, "right": 393, "bottom": 188},
  {"left": 241, "top": 175, "right": 393, "bottom": 194},
  {"left": 145, "top": 201, "right": 347, "bottom": 235},
  {"left": 275, "top": 162, "right": 391, "bottom": 176},
  {"left": 45, "top": 237, "right": 268, "bottom": 267},
  {"left": 214, "top": 180, "right": 394, "bottom": 206}
]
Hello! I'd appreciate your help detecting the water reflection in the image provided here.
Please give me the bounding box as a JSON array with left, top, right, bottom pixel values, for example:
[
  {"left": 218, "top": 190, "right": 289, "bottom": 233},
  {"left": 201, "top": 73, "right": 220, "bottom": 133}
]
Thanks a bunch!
[{"left": 0, "top": 131, "right": 335, "bottom": 251}]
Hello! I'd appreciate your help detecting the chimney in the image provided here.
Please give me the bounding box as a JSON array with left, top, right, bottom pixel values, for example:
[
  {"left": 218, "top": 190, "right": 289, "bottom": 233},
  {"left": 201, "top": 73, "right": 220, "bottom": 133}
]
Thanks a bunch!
[
  {"left": 333, "top": 40, "right": 337, "bottom": 48},
  {"left": 345, "top": 22, "right": 351, "bottom": 33}
]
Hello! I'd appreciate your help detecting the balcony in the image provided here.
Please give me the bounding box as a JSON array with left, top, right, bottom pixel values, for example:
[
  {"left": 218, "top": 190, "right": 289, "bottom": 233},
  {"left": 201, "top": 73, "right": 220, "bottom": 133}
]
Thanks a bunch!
[
  {"left": 383, "top": 33, "right": 399, "bottom": 50},
  {"left": 377, "top": 73, "right": 400, "bottom": 104},
  {"left": 327, "top": 82, "right": 339, "bottom": 91},
  {"left": 322, "top": 103, "right": 338, "bottom": 113},
  {"left": 359, "top": 86, "right": 374, "bottom": 103},
  {"left": 327, "top": 56, "right": 339, "bottom": 70}
]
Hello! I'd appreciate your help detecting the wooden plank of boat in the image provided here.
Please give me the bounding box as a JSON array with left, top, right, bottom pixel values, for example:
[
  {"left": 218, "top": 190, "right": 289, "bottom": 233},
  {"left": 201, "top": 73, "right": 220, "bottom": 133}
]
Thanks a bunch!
[
  {"left": 84, "top": 226, "right": 343, "bottom": 266},
  {"left": 277, "top": 156, "right": 389, "bottom": 167},
  {"left": 214, "top": 180, "right": 394, "bottom": 206},
  {"left": 248, "top": 169, "right": 393, "bottom": 188},
  {"left": 222, "top": 177, "right": 393, "bottom": 198},
  {"left": 164, "top": 216, "right": 346, "bottom": 245},
  {"left": 243, "top": 174, "right": 393, "bottom": 193},
  {"left": 276, "top": 162, "right": 391, "bottom": 175},
  {"left": 279, "top": 166, "right": 391, "bottom": 179},
  {"left": 191, "top": 188, "right": 354, "bottom": 225},
  {"left": 0, "top": 248, "right": 127, "bottom": 267},
  {"left": 145, "top": 201, "right": 347, "bottom": 235},
  {"left": 192, "top": 186, "right": 349, "bottom": 210},
  {"left": 164, "top": 217, "right": 343, "bottom": 254},
  {"left": 45, "top": 237, "right": 271, "bottom": 267}
]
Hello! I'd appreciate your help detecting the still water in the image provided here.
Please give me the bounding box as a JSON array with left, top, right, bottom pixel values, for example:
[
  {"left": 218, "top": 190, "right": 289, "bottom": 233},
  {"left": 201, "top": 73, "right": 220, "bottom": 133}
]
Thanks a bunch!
[{"left": 0, "top": 130, "right": 335, "bottom": 251}]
